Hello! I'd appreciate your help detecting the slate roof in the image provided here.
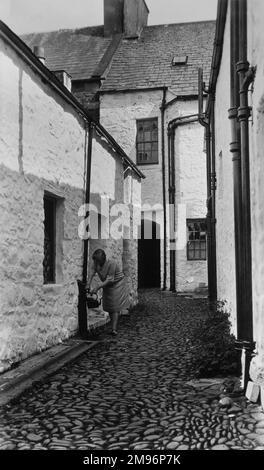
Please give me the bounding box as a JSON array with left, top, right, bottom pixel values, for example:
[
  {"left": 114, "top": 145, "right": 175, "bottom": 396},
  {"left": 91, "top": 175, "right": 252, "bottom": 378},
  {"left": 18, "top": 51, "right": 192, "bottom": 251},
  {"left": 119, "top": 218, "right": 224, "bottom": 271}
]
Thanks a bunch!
[
  {"left": 101, "top": 21, "right": 215, "bottom": 95},
  {"left": 22, "top": 20, "right": 215, "bottom": 95},
  {"left": 22, "top": 26, "right": 112, "bottom": 80}
]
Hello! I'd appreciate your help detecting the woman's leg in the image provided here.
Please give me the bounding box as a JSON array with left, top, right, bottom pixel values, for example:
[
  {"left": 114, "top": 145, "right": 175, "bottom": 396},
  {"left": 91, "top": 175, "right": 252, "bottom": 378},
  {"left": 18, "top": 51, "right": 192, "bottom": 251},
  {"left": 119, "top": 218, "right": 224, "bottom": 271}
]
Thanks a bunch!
[
  {"left": 111, "top": 312, "right": 119, "bottom": 333},
  {"left": 108, "top": 312, "right": 119, "bottom": 334}
]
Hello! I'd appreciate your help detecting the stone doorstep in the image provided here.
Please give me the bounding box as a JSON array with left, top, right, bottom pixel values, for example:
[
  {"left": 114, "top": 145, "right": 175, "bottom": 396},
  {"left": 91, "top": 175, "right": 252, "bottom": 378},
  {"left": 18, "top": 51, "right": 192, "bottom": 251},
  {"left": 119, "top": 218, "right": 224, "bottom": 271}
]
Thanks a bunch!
[{"left": 0, "top": 312, "right": 111, "bottom": 407}]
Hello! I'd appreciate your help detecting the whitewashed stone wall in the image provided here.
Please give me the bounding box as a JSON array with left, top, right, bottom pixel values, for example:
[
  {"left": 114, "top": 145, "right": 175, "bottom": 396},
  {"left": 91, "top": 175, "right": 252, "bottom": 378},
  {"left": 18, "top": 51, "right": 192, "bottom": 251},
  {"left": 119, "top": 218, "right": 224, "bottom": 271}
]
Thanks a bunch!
[
  {"left": 0, "top": 37, "right": 138, "bottom": 372},
  {"left": 247, "top": 0, "right": 264, "bottom": 383},
  {"left": 214, "top": 0, "right": 264, "bottom": 382},
  {"left": 166, "top": 101, "right": 207, "bottom": 292},
  {"left": 100, "top": 92, "right": 208, "bottom": 292},
  {"left": 123, "top": 171, "right": 141, "bottom": 306},
  {"left": 214, "top": 3, "right": 237, "bottom": 331}
]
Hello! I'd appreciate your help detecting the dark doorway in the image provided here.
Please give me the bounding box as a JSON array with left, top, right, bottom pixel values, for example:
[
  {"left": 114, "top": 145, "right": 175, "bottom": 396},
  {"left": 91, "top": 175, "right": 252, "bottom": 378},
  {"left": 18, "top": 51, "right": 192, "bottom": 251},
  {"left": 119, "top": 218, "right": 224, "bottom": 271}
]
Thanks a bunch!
[{"left": 138, "top": 220, "right": 161, "bottom": 288}]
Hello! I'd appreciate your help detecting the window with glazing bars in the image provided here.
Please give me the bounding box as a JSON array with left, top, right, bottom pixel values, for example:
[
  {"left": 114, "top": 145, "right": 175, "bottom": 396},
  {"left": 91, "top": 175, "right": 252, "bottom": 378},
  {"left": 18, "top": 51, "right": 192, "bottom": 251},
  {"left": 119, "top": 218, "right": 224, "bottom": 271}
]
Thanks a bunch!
[
  {"left": 187, "top": 219, "right": 207, "bottom": 260},
  {"left": 136, "top": 118, "right": 158, "bottom": 164}
]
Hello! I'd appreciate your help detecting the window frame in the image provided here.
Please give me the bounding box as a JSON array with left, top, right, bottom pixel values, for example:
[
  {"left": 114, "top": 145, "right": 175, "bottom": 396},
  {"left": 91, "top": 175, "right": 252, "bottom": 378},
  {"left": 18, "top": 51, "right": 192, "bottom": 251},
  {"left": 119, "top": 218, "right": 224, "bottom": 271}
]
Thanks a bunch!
[
  {"left": 186, "top": 218, "right": 207, "bottom": 261},
  {"left": 43, "top": 194, "right": 57, "bottom": 284},
  {"left": 136, "top": 117, "right": 159, "bottom": 165},
  {"left": 43, "top": 192, "right": 64, "bottom": 285}
]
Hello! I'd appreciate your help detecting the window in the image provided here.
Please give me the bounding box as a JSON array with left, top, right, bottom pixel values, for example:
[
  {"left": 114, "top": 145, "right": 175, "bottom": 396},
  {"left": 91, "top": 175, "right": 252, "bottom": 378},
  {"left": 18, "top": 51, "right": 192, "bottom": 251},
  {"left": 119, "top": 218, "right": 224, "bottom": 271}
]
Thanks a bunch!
[
  {"left": 172, "top": 55, "right": 188, "bottom": 66},
  {"left": 43, "top": 196, "right": 56, "bottom": 283},
  {"left": 136, "top": 118, "right": 158, "bottom": 165},
  {"left": 43, "top": 194, "right": 64, "bottom": 284},
  {"left": 187, "top": 219, "right": 207, "bottom": 261}
]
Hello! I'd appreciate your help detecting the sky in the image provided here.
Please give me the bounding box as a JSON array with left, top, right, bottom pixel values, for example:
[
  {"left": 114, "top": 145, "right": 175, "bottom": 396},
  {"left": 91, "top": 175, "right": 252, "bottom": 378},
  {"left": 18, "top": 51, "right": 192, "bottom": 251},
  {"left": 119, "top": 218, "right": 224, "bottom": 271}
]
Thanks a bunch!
[{"left": 0, "top": 0, "right": 218, "bottom": 35}]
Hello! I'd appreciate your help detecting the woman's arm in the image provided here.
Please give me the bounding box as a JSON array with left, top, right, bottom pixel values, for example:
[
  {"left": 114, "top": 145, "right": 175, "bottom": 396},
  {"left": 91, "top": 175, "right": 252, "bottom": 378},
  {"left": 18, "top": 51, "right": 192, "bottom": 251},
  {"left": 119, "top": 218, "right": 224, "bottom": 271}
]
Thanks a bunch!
[
  {"left": 91, "top": 262, "right": 116, "bottom": 293},
  {"left": 86, "top": 264, "right": 97, "bottom": 291}
]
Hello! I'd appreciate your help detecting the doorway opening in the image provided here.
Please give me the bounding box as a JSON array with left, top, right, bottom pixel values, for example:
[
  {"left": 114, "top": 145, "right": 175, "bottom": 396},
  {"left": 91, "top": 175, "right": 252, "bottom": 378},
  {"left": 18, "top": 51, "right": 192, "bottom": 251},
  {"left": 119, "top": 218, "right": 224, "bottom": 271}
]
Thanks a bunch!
[{"left": 138, "top": 219, "right": 161, "bottom": 288}]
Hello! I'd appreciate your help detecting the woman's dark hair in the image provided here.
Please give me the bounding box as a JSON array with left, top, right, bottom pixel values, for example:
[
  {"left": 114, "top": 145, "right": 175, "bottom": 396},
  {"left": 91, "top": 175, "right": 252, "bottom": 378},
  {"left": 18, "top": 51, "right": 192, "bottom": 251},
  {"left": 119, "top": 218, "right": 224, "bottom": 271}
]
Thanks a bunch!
[{"left": 92, "top": 249, "right": 106, "bottom": 265}]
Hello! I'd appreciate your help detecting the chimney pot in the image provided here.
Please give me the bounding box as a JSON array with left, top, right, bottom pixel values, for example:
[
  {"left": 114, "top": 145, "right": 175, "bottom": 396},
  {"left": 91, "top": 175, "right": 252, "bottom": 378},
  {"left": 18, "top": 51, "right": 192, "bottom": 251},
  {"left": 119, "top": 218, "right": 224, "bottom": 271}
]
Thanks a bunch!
[
  {"left": 33, "top": 45, "right": 45, "bottom": 64},
  {"left": 53, "top": 70, "right": 72, "bottom": 92}
]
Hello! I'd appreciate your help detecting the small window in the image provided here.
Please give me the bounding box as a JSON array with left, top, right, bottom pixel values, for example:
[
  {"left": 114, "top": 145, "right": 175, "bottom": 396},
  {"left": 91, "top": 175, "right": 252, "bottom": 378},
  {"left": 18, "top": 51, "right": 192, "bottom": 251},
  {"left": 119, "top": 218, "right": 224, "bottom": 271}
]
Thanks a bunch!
[
  {"left": 43, "top": 194, "right": 64, "bottom": 284},
  {"left": 172, "top": 55, "right": 188, "bottom": 66},
  {"left": 136, "top": 118, "right": 158, "bottom": 165},
  {"left": 43, "top": 196, "right": 56, "bottom": 284},
  {"left": 187, "top": 219, "right": 207, "bottom": 261}
]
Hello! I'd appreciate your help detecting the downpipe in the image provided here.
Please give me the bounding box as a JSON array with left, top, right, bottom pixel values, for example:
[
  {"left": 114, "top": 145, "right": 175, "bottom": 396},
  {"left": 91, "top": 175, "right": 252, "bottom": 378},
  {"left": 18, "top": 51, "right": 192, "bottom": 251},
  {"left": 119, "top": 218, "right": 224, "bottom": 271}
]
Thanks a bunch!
[
  {"left": 77, "top": 122, "right": 94, "bottom": 339},
  {"left": 167, "top": 114, "right": 199, "bottom": 293},
  {"left": 198, "top": 70, "right": 215, "bottom": 301},
  {"left": 160, "top": 88, "right": 168, "bottom": 290},
  {"left": 235, "top": 0, "right": 255, "bottom": 389}
]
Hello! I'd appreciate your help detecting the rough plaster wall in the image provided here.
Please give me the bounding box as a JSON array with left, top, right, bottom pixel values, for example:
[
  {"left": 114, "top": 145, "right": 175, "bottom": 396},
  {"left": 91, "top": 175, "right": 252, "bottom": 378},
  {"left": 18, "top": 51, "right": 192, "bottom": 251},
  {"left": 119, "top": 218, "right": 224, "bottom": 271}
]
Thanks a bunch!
[
  {"left": 174, "top": 121, "right": 207, "bottom": 292},
  {"left": 100, "top": 92, "right": 207, "bottom": 291},
  {"left": 247, "top": 0, "right": 264, "bottom": 383},
  {"left": 100, "top": 90, "right": 165, "bottom": 287},
  {"left": 88, "top": 132, "right": 140, "bottom": 309},
  {"left": 88, "top": 131, "right": 124, "bottom": 294},
  {"left": 0, "top": 38, "right": 86, "bottom": 372},
  {"left": 214, "top": 4, "right": 237, "bottom": 332},
  {"left": 165, "top": 99, "right": 207, "bottom": 291},
  {"left": 122, "top": 172, "right": 141, "bottom": 306},
  {"left": 0, "top": 39, "right": 132, "bottom": 371}
]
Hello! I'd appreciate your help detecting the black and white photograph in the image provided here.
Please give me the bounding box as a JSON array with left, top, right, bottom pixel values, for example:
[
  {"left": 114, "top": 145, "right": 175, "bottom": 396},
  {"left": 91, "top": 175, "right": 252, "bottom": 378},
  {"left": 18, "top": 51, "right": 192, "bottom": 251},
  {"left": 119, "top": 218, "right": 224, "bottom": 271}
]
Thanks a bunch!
[{"left": 0, "top": 0, "right": 263, "bottom": 463}]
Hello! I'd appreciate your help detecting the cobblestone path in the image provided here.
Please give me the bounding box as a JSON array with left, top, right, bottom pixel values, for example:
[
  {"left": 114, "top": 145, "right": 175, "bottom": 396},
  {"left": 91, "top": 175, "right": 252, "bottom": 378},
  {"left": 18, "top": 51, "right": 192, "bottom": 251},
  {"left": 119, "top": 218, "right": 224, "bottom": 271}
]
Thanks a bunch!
[{"left": 0, "top": 290, "right": 264, "bottom": 450}]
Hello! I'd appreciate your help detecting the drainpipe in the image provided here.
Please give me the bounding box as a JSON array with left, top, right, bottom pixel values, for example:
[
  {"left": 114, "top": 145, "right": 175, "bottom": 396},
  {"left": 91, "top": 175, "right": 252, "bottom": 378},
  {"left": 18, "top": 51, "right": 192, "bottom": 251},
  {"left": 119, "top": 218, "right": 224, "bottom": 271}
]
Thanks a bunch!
[
  {"left": 160, "top": 88, "right": 168, "bottom": 290},
  {"left": 168, "top": 114, "right": 199, "bottom": 292},
  {"left": 229, "top": 0, "right": 244, "bottom": 356},
  {"left": 210, "top": 96, "right": 217, "bottom": 301},
  {"left": 168, "top": 125, "right": 176, "bottom": 292},
  {"left": 236, "top": 0, "right": 255, "bottom": 387},
  {"left": 167, "top": 125, "right": 174, "bottom": 291},
  {"left": 77, "top": 122, "right": 94, "bottom": 338},
  {"left": 198, "top": 70, "right": 214, "bottom": 301},
  {"left": 82, "top": 122, "right": 94, "bottom": 283}
]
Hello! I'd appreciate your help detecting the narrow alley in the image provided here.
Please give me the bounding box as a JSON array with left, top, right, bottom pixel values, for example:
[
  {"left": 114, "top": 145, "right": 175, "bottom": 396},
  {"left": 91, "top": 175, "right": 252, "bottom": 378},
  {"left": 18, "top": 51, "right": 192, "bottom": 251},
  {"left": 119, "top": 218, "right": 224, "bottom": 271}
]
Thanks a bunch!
[{"left": 0, "top": 291, "right": 264, "bottom": 451}]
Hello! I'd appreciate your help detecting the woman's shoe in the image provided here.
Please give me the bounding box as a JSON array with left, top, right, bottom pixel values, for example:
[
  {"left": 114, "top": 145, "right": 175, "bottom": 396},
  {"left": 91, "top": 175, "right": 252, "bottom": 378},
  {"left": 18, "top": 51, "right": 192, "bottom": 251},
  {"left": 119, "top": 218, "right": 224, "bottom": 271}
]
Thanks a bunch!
[{"left": 111, "top": 330, "right": 117, "bottom": 336}]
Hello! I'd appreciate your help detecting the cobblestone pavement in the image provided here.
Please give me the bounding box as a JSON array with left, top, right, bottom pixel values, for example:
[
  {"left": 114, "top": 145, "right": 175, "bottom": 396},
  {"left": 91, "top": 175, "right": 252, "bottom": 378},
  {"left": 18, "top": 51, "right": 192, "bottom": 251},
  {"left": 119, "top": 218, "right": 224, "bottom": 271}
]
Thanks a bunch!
[{"left": 0, "top": 289, "right": 264, "bottom": 451}]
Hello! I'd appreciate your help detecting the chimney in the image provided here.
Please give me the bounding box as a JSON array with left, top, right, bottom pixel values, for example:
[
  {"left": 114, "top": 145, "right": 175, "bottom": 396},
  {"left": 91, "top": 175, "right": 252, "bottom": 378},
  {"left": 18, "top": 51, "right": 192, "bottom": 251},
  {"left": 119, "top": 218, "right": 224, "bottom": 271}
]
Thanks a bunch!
[
  {"left": 33, "top": 45, "right": 45, "bottom": 65},
  {"left": 104, "top": 0, "right": 124, "bottom": 37},
  {"left": 53, "top": 70, "right": 72, "bottom": 92},
  {"left": 104, "top": 0, "right": 149, "bottom": 38},
  {"left": 124, "top": 0, "right": 149, "bottom": 38}
]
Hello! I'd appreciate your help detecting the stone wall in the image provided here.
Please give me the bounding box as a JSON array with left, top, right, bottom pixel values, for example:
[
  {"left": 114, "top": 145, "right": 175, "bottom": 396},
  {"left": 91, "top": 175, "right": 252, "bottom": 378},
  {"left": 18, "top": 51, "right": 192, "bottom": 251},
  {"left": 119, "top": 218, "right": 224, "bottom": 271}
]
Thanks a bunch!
[
  {"left": 213, "top": 0, "right": 264, "bottom": 384},
  {"left": 247, "top": 0, "right": 264, "bottom": 384},
  {"left": 100, "top": 91, "right": 208, "bottom": 292},
  {"left": 166, "top": 102, "right": 207, "bottom": 292},
  {"left": 0, "top": 36, "right": 138, "bottom": 372}
]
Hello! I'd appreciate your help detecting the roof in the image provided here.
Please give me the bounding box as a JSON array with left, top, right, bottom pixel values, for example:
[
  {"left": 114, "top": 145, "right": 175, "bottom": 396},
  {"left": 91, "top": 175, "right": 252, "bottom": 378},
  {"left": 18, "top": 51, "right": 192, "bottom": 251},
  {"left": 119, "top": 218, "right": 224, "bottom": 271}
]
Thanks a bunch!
[
  {"left": 22, "top": 20, "right": 215, "bottom": 95},
  {"left": 101, "top": 21, "right": 216, "bottom": 95},
  {"left": 0, "top": 21, "right": 144, "bottom": 180},
  {"left": 22, "top": 26, "right": 112, "bottom": 80}
]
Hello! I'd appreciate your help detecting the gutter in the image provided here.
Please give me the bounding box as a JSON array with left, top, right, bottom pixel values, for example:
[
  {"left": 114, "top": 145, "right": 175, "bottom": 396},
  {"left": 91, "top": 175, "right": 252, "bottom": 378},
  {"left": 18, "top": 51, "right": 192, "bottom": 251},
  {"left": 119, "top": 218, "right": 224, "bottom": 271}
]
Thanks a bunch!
[
  {"left": 99, "top": 86, "right": 170, "bottom": 95},
  {"left": 0, "top": 20, "right": 144, "bottom": 181}
]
